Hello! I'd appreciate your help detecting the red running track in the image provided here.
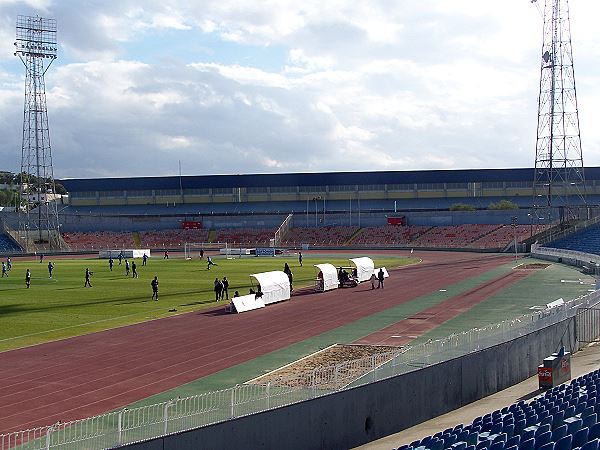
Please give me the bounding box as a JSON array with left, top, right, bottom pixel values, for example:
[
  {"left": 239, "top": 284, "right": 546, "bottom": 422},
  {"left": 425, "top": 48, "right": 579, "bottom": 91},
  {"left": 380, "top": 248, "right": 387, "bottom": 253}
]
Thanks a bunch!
[{"left": 0, "top": 252, "right": 514, "bottom": 433}]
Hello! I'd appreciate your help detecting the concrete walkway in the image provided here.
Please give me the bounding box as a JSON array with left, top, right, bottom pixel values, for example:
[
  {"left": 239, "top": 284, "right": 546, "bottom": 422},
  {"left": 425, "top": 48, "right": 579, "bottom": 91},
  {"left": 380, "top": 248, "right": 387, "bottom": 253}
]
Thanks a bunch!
[{"left": 355, "top": 343, "right": 600, "bottom": 450}]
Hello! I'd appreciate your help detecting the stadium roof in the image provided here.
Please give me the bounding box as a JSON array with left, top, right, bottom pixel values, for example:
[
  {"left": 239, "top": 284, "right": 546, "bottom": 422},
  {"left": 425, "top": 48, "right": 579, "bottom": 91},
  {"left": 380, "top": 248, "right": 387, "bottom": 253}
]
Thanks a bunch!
[{"left": 60, "top": 167, "right": 599, "bottom": 192}]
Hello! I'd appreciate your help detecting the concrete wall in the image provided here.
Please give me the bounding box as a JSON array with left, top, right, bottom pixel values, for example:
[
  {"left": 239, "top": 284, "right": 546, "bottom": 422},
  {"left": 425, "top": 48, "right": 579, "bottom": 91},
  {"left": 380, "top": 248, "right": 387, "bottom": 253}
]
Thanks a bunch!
[{"left": 122, "top": 317, "right": 577, "bottom": 450}]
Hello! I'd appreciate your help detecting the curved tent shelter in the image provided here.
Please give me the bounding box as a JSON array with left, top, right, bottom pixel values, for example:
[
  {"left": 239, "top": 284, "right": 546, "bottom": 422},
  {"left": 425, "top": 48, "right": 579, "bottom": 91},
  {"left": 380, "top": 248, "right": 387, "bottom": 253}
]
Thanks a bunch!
[
  {"left": 349, "top": 257, "right": 375, "bottom": 283},
  {"left": 250, "top": 271, "right": 291, "bottom": 305},
  {"left": 314, "top": 263, "right": 339, "bottom": 292},
  {"left": 231, "top": 294, "right": 265, "bottom": 314}
]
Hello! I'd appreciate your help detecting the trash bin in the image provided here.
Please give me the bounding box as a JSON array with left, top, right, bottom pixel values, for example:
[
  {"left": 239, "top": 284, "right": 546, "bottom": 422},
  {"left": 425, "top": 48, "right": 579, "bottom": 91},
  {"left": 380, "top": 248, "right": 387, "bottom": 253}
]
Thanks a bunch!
[{"left": 538, "top": 347, "right": 571, "bottom": 389}]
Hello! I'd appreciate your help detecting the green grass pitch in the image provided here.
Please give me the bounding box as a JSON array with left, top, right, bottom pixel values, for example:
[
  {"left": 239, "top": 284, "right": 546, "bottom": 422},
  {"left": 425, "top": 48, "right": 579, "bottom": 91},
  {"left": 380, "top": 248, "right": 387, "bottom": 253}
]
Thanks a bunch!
[{"left": 0, "top": 253, "right": 416, "bottom": 352}]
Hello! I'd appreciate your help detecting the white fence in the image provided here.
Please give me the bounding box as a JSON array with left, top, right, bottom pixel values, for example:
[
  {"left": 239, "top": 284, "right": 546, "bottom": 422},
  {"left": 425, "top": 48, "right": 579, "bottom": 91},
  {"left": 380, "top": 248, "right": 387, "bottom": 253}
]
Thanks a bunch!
[
  {"left": 532, "top": 245, "right": 600, "bottom": 266},
  {"left": 3, "top": 250, "right": 600, "bottom": 449}
]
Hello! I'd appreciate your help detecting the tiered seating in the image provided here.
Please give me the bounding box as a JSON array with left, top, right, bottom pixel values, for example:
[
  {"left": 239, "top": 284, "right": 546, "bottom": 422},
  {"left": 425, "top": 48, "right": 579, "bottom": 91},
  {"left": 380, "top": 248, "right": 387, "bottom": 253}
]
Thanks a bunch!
[
  {"left": 550, "top": 226, "right": 600, "bottom": 256},
  {"left": 0, "top": 233, "right": 21, "bottom": 252},
  {"left": 395, "top": 369, "right": 600, "bottom": 450},
  {"left": 474, "top": 225, "right": 550, "bottom": 249},
  {"left": 281, "top": 226, "right": 359, "bottom": 246},
  {"left": 62, "top": 231, "right": 134, "bottom": 250},
  {"left": 351, "top": 226, "right": 430, "bottom": 246},
  {"left": 139, "top": 229, "right": 210, "bottom": 249},
  {"left": 411, "top": 225, "right": 501, "bottom": 248},
  {"left": 213, "top": 228, "right": 276, "bottom": 247}
]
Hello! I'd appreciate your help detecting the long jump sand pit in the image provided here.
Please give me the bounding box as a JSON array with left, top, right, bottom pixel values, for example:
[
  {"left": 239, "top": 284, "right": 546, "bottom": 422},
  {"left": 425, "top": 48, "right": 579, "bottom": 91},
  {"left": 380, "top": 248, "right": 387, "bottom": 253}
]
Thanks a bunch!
[
  {"left": 247, "top": 344, "right": 400, "bottom": 388},
  {"left": 514, "top": 263, "right": 551, "bottom": 270}
]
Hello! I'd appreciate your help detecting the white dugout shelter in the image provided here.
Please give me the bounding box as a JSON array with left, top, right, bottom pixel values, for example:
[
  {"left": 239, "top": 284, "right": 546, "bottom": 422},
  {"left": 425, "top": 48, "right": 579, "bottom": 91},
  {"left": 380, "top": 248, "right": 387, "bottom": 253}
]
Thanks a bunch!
[
  {"left": 349, "top": 257, "right": 375, "bottom": 283},
  {"left": 250, "top": 271, "right": 291, "bottom": 305},
  {"left": 314, "top": 263, "right": 339, "bottom": 292}
]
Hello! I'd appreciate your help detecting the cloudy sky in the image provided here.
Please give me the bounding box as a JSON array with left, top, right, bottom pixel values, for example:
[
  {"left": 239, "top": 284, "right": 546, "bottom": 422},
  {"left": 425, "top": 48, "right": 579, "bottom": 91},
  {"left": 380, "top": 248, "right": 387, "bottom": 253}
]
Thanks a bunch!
[{"left": 0, "top": 0, "right": 599, "bottom": 179}]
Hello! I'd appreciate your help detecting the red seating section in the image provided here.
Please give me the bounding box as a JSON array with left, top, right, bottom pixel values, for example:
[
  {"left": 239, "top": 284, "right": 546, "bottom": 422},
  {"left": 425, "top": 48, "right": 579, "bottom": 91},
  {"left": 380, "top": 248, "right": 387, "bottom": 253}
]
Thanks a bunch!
[
  {"left": 139, "top": 229, "right": 210, "bottom": 249},
  {"left": 281, "top": 226, "right": 358, "bottom": 246},
  {"left": 62, "top": 224, "right": 549, "bottom": 251},
  {"left": 213, "top": 228, "right": 276, "bottom": 247},
  {"left": 62, "top": 231, "right": 133, "bottom": 250}
]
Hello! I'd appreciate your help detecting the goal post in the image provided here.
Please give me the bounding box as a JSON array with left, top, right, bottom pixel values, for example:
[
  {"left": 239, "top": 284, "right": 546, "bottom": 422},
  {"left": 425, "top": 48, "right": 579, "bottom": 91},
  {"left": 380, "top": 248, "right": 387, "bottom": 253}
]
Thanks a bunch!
[
  {"left": 274, "top": 213, "right": 293, "bottom": 247},
  {"left": 184, "top": 242, "right": 227, "bottom": 260}
]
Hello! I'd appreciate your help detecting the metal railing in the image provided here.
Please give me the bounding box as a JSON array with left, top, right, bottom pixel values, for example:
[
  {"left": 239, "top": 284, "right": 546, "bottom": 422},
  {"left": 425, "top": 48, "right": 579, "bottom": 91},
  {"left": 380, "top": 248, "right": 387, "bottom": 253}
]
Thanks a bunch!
[
  {"left": 2, "top": 275, "right": 599, "bottom": 449},
  {"left": 531, "top": 245, "right": 600, "bottom": 266}
]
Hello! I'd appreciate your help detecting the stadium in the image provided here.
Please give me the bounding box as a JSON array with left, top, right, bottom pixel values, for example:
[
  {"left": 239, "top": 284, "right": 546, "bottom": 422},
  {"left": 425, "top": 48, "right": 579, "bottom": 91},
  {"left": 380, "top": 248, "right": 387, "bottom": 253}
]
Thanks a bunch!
[{"left": 3, "top": 3, "right": 600, "bottom": 450}]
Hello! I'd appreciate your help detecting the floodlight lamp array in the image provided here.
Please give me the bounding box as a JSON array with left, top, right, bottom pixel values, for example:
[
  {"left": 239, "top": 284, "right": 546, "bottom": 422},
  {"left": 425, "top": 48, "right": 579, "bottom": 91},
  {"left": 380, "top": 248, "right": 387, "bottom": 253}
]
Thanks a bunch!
[{"left": 14, "top": 15, "right": 57, "bottom": 59}]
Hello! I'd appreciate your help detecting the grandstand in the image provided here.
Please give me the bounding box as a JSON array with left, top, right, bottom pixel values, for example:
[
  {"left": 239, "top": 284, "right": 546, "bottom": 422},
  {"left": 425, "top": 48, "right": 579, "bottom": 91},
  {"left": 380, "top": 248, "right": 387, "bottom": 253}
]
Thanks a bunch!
[
  {"left": 395, "top": 368, "right": 600, "bottom": 450},
  {"left": 547, "top": 225, "right": 600, "bottom": 256}
]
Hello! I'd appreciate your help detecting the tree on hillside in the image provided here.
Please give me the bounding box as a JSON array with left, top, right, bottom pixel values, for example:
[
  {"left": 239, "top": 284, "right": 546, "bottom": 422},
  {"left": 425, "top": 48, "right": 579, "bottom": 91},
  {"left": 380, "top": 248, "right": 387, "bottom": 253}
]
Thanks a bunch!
[
  {"left": 449, "top": 203, "right": 476, "bottom": 211},
  {"left": 488, "top": 199, "right": 519, "bottom": 210}
]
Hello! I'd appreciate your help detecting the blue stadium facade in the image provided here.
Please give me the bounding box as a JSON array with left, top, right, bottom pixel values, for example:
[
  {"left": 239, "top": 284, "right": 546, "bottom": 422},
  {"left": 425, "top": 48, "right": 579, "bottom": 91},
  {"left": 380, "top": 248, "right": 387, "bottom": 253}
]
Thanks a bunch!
[{"left": 59, "top": 167, "right": 599, "bottom": 216}]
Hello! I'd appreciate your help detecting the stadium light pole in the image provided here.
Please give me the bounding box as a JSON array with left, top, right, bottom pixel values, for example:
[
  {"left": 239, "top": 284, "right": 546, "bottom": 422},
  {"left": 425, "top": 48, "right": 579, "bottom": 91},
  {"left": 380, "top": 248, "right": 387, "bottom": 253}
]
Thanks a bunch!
[{"left": 511, "top": 216, "right": 518, "bottom": 261}]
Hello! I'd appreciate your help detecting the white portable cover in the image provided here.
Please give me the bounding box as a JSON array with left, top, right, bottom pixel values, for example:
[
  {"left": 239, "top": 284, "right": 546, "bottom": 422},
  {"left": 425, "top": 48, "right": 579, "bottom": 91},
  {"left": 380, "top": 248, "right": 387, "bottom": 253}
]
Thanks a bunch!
[
  {"left": 314, "top": 263, "right": 339, "bottom": 292},
  {"left": 349, "top": 257, "right": 375, "bottom": 283},
  {"left": 375, "top": 267, "right": 390, "bottom": 278},
  {"left": 232, "top": 294, "right": 265, "bottom": 313},
  {"left": 250, "top": 271, "right": 291, "bottom": 305}
]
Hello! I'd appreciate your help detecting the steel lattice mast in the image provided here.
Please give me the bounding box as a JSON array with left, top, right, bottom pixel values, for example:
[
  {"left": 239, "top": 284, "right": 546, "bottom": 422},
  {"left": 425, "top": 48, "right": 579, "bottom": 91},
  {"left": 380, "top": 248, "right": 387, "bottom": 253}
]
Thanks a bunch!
[
  {"left": 14, "top": 15, "right": 62, "bottom": 250},
  {"left": 533, "top": 0, "right": 586, "bottom": 224}
]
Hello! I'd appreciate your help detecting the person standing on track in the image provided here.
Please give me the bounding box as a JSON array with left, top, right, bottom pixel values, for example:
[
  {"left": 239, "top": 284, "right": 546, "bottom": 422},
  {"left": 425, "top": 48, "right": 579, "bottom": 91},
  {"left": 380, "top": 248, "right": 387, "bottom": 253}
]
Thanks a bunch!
[
  {"left": 214, "top": 277, "right": 223, "bottom": 301},
  {"left": 377, "top": 268, "right": 385, "bottom": 289},
  {"left": 222, "top": 276, "right": 229, "bottom": 300},
  {"left": 84, "top": 268, "right": 93, "bottom": 287},
  {"left": 151, "top": 276, "right": 159, "bottom": 300}
]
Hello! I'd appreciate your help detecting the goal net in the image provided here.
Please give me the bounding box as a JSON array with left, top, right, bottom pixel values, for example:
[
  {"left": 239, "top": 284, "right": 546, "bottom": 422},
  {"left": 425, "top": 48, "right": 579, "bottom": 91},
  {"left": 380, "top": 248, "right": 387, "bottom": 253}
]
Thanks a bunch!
[{"left": 184, "top": 242, "right": 228, "bottom": 260}]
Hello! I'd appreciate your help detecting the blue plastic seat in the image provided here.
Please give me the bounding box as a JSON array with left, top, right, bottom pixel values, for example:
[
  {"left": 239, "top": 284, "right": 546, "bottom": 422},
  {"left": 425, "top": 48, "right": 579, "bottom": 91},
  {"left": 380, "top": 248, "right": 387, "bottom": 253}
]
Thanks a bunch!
[
  {"left": 503, "top": 424, "right": 514, "bottom": 439},
  {"left": 490, "top": 441, "right": 504, "bottom": 450},
  {"left": 535, "top": 425, "right": 551, "bottom": 438},
  {"left": 581, "top": 439, "right": 600, "bottom": 450},
  {"left": 551, "top": 424, "right": 567, "bottom": 442},
  {"left": 521, "top": 430, "right": 535, "bottom": 443},
  {"left": 553, "top": 411, "right": 565, "bottom": 430},
  {"left": 566, "top": 417, "right": 583, "bottom": 435},
  {"left": 534, "top": 431, "right": 551, "bottom": 450},
  {"left": 591, "top": 423, "right": 600, "bottom": 441},
  {"left": 457, "top": 431, "right": 469, "bottom": 442},
  {"left": 565, "top": 406, "right": 576, "bottom": 418},
  {"left": 536, "top": 442, "right": 553, "bottom": 450},
  {"left": 505, "top": 436, "right": 520, "bottom": 449},
  {"left": 466, "top": 433, "right": 478, "bottom": 446},
  {"left": 514, "top": 419, "right": 526, "bottom": 436},
  {"left": 584, "top": 413, "right": 598, "bottom": 430},
  {"left": 451, "top": 442, "right": 467, "bottom": 450},
  {"left": 539, "top": 416, "right": 553, "bottom": 428},
  {"left": 476, "top": 441, "right": 490, "bottom": 450},
  {"left": 430, "top": 439, "right": 444, "bottom": 450},
  {"left": 526, "top": 415, "right": 539, "bottom": 427},
  {"left": 572, "top": 427, "right": 589, "bottom": 449},
  {"left": 584, "top": 407, "right": 596, "bottom": 419},
  {"left": 553, "top": 434, "right": 571, "bottom": 450}
]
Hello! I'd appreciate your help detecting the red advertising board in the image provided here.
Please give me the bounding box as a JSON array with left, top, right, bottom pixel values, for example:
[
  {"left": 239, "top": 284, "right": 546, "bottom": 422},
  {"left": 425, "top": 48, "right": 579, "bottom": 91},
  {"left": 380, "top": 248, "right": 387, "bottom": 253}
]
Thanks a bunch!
[
  {"left": 538, "top": 367, "right": 553, "bottom": 387},
  {"left": 181, "top": 221, "right": 202, "bottom": 229},
  {"left": 387, "top": 216, "right": 406, "bottom": 226}
]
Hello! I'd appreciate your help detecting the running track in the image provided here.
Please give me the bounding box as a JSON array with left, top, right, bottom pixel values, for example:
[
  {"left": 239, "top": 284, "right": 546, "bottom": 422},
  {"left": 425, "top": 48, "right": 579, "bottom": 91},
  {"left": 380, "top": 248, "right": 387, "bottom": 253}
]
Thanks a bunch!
[{"left": 0, "top": 252, "right": 516, "bottom": 433}]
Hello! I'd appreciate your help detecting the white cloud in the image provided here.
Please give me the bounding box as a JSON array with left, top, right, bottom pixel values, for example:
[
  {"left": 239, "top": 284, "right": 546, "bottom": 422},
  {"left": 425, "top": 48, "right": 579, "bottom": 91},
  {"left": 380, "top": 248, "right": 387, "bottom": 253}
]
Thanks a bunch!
[{"left": 0, "top": 0, "right": 599, "bottom": 178}]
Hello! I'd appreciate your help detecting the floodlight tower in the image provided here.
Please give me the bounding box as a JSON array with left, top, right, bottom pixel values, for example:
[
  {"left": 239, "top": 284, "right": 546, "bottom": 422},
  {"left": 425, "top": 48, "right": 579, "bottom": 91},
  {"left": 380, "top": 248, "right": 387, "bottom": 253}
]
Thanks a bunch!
[
  {"left": 532, "top": 0, "right": 586, "bottom": 225},
  {"left": 14, "top": 15, "right": 62, "bottom": 250}
]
